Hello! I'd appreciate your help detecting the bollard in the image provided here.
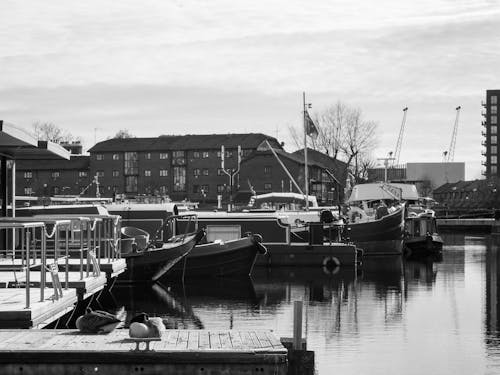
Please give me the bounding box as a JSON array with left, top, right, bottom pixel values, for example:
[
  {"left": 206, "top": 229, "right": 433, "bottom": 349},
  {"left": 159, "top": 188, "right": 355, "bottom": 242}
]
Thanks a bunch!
[
  {"left": 293, "top": 301, "right": 303, "bottom": 350},
  {"left": 281, "top": 301, "right": 315, "bottom": 375}
]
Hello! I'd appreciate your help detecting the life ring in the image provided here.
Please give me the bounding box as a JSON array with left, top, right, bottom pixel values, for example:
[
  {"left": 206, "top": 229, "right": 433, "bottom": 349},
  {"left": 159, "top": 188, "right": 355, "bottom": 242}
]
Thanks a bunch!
[{"left": 322, "top": 256, "right": 340, "bottom": 275}]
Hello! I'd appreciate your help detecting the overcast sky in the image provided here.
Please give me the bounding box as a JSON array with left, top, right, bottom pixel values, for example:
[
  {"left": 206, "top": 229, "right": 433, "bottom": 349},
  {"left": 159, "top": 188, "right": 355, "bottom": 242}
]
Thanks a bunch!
[{"left": 1, "top": 0, "right": 499, "bottom": 179}]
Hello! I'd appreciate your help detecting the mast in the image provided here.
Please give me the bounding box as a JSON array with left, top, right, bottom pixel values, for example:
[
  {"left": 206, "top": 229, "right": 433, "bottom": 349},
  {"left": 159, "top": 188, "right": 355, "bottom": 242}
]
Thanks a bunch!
[{"left": 303, "top": 92, "right": 309, "bottom": 211}]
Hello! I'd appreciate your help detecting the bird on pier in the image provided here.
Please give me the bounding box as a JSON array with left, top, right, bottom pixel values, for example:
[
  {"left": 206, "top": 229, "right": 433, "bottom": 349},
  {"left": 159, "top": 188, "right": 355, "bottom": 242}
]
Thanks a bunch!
[
  {"left": 129, "top": 312, "right": 166, "bottom": 338},
  {"left": 75, "top": 309, "right": 122, "bottom": 334}
]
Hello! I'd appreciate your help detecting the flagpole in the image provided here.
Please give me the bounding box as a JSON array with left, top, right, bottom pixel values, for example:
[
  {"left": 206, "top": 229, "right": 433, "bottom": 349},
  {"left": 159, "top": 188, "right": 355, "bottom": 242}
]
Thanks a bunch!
[{"left": 303, "top": 91, "right": 309, "bottom": 211}]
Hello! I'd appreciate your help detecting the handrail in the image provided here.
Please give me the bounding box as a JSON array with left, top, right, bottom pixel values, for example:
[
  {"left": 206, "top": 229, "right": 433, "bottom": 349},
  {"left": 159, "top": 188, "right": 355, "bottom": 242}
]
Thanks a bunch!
[{"left": 149, "top": 213, "right": 198, "bottom": 246}]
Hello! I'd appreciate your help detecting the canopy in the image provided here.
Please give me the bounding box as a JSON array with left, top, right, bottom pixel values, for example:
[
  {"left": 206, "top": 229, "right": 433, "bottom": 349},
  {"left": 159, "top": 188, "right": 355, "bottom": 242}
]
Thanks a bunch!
[
  {"left": 347, "top": 183, "right": 419, "bottom": 203},
  {"left": 248, "top": 192, "right": 318, "bottom": 209}
]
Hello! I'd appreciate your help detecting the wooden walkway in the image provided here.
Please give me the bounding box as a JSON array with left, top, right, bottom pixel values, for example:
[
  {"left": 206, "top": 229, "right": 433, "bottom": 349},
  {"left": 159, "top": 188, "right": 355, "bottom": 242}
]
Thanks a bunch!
[
  {"left": 0, "top": 289, "right": 78, "bottom": 328},
  {"left": 0, "top": 329, "right": 287, "bottom": 375},
  {"left": 0, "top": 258, "right": 126, "bottom": 328}
]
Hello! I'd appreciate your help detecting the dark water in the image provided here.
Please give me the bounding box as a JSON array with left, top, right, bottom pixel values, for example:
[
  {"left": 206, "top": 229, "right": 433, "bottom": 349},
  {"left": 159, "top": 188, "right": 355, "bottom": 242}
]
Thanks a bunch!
[{"left": 84, "top": 233, "right": 500, "bottom": 374}]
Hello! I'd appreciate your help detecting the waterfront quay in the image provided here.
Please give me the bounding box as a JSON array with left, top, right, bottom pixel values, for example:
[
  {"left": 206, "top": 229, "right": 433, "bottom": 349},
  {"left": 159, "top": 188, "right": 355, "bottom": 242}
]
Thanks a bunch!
[{"left": 0, "top": 329, "right": 287, "bottom": 375}]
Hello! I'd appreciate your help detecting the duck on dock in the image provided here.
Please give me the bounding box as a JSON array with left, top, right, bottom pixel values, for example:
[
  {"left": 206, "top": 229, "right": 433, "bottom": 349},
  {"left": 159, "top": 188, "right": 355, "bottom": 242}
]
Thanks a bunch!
[
  {"left": 75, "top": 309, "right": 122, "bottom": 334},
  {"left": 129, "top": 312, "right": 166, "bottom": 338}
]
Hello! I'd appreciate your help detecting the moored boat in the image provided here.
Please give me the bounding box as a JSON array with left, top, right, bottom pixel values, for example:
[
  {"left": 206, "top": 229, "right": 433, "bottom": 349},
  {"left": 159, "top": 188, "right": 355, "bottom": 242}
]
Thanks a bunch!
[
  {"left": 121, "top": 229, "right": 205, "bottom": 283},
  {"left": 343, "top": 183, "right": 406, "bottom": 255},
  {"left": 120, "top": 214, "right": 206, "bottom": 283},
  {"left": 404, "top": 209, "right": 443, "bottom": 259},
  {"left": 165, "top": 234, "right": 267, "bottom": 279}
]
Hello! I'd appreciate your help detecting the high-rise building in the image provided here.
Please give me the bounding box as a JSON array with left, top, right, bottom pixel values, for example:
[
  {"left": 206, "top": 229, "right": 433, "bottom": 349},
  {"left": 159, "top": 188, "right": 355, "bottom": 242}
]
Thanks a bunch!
[{"left": 482, "top": 90, "right": 500, "bottom": 177}]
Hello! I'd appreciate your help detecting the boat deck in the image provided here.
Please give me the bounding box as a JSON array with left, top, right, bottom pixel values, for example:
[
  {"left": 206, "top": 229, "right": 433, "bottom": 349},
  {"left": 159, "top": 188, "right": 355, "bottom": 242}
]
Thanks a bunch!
[{"left": 0, "top": 329, "right": 288, "bottom": 375}]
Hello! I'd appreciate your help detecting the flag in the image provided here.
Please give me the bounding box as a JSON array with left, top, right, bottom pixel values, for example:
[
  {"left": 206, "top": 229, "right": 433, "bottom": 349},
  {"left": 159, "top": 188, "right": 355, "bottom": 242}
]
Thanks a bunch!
[{"left": 305, "top": 110, "right": 318, "bottom": 139}]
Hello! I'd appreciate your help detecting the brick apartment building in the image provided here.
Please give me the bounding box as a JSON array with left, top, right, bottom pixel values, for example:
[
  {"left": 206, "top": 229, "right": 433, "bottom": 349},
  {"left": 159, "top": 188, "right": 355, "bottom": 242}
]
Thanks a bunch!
[
  {"left": 14, "top": 133, "right": 346, "bottom": 206},
  {"left": 87, "top": 134, "right": 283, "bottom": 202}
]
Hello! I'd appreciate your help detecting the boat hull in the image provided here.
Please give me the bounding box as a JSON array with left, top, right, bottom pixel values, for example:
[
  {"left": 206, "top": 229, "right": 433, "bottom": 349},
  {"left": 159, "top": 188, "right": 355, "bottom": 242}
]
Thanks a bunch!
[
  {"left": 404, "top": 234, "right": 443, "bottom": 258},
  {"left": 344, "top": 207, "right": 405, "bottom": 255},
  {"left": 120, "top": 230, "right": 205, "bottom": 283},
  {"left": 165, "top": 235, "right": 267, "bottom": 279}
]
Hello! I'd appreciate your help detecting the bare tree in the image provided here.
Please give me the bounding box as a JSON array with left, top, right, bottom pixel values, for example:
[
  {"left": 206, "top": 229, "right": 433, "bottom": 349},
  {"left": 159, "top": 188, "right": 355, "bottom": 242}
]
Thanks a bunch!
[
  {"left": 289, "top": 101, "right": 378, "bottom": 182},
  {"left": 113, "top": 129, "right": 135, "bottom": 139},
  {"left": 32, "top": 121, "right": 77, "bottom": 143}
]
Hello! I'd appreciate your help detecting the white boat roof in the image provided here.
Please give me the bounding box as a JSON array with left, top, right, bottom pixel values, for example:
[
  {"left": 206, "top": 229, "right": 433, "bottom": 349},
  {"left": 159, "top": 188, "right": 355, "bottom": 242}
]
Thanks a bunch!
[
  {"left": 250, "top": 192, "right": 318, "bottom": 207},
  {"left": 347, "top": 183, "right": 419, "bottom": 202},
  {"left": 106, "top": 203, "right": 179, "bottom": 213}
]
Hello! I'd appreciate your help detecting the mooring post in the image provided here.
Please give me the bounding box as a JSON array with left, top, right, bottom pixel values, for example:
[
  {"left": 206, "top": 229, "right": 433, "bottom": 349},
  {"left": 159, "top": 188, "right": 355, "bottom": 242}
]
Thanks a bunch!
[{"left": 293, "top": 301, "right": 303, "bottom": 350}]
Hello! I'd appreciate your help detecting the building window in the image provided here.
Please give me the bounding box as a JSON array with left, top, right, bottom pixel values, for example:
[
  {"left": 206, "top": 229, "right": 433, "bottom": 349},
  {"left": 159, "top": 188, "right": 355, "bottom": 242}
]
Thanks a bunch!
[
  {"left": 24, "top": 171, "right": 32, "bottom": 179},
  {"left": 217, "top": 150, "right": 233, "bottom": 158},
  {"left": 202, "top": 151, "right": 209, "bottom": 158},
  {"left": 52, "top": 171, "right": 60, "bottom": 178},
  {"left": 24, "top": 187, "right": 33, "bottom": 195},
  {"left": 492, "top": 156, "right": 497, "bottom": 164},
  {"left": 217, "top": 184, "right": 225, "bottom": 193},
  {"left": 492, "top": 146, "right": 498, "bottom": 155},
  {"left": 493, "top": 126, "right": 498, "bottom": 135},
  {"left": 492, "top": 115, "right": 497, "bottom": 124},
  {"left": 493, "top": 165, "right": 498, "bottom": 174},
  {"left": 492, "top": 106, "right": 498, "bottom": 115},
  {"left": 96, "top": 154, "right": 104, "bottom": 161},
  {"left": 160, "top": 153, "right": 168, "bottom": 160},
  {"left": 173, "top": 166, "right": 186, "bottom": 192},
  {"left": 264, "top": 183, "right": 272, "bottom": 190},
  {"left": 201, "top": 184, "right": 209, "bottom": 194},
  {"left": 202, "top": 168, "right": 209, "bottom": 176},
  {"left": 145, "top": 153, "right": 151, "bottom": 160},
  {"left": 159, "top": 186, "right": 168, "bottom": 194},
  {"left": 124, "top": 152, "right": 138, "bottom": 175},
  {"left": 492, "top": 135, "right": 498, "bottom": 144},
  {"left": 112, "top": 170, "right": 120, "bottom": 177},
  {"left": 492, "top": 96, "right": 498, "bottom": 105},
  {"left": 264, "top": 166, "right": 272, "bottom": 175},
  {"left": 193, "top": 168, "right": 201, "bottom": 177},
  {"left": 217, "top": 168, "right": 225, "bottom": 176},
  {"left": 96, "top": 171, "right": 104, "bottom": 177},
  {"left": 172, "top": 151, "right": 186, "bottom": 165},
  {"left": 242, "top": 149, "right": 252, "bottom": 157},
  {"left": 79, "top": 171, "right": 88, "bottom": 178},
  {"left": 144, "top": 170, "right": 151, "bottom": 177},
  {"left": 112, "top": 154, "right": 120, "bottom": 160},
  {"left": 125, "top": 176, "right": 138, "bottom": 193},
  {"left": 160, "top": 169, "right": 168, "bottom": 177},
  {"left": 193, "top": 151, "right": 200, "bottom": 158}
]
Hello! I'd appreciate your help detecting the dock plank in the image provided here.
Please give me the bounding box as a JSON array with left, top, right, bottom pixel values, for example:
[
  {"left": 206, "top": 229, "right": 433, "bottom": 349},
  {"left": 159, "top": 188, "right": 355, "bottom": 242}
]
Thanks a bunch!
[
  {"left": 239, "top": 331, "right": 256, "bottom": 349},
  {"left": 266, "top": 331, "right": 283, "bottom": 348},
  {"left": 219, "top": 331, "right": 232, "bottom": 349},
  {"left": 187, "top": 330, "right": 199, "bottom": 350},
  {"left": 165, "top": 330, "right": 179, "bottom": 349},
  {"left": 176, "top": 330, "right": 189, "bottom": 349},
  {"left": 209, "top": 331, "right": 221, "bottom": 349},
  {"left": 198, "top": 330, "right": 210, "bottom": 350},
  {"left": 229, "top": 331, "right": 243, "bottom": 349},
  {"left": 255, "top": 330, "right": 272, "bottom": 349}
]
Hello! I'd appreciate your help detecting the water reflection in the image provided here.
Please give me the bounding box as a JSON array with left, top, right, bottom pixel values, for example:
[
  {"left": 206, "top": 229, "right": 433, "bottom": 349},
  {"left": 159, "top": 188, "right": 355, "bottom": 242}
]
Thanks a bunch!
[{"left": 48, "top": 232, "right": 500, "bottom": 374}]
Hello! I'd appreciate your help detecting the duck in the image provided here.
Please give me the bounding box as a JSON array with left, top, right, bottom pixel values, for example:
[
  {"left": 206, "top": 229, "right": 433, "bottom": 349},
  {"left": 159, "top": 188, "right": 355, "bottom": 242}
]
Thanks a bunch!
[
  {"left": 129, "top": 312, "right": 166, "bottom": 338},
  {"left": 75, "top": 309, "right": 122, "bottom": 334}
]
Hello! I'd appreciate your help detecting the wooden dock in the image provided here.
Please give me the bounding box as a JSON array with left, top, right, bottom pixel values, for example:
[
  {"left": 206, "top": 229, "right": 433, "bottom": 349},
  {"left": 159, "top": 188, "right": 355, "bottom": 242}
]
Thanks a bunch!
[
  {"left": 0, "top": 329, "right": 288, "bottom": 375},
  {"left": 437, "top": 218, "right": 493, "bottom": 231}
]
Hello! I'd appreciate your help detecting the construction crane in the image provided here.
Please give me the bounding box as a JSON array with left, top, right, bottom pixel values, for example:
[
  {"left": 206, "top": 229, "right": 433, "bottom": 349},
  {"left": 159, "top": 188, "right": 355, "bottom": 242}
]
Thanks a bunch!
[
  {"left": 445, "top": 106, "right": 461, "bottom": 163},
  {"left": 393, "top": 107, "right": 408, "bottom": 166}
]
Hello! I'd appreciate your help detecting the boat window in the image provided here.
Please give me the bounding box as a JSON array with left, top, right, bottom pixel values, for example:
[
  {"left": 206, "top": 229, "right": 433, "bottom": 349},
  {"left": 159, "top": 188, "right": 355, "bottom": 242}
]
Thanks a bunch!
[{"left": 206, "top": 225, "right": 241, "bottom": 242}]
